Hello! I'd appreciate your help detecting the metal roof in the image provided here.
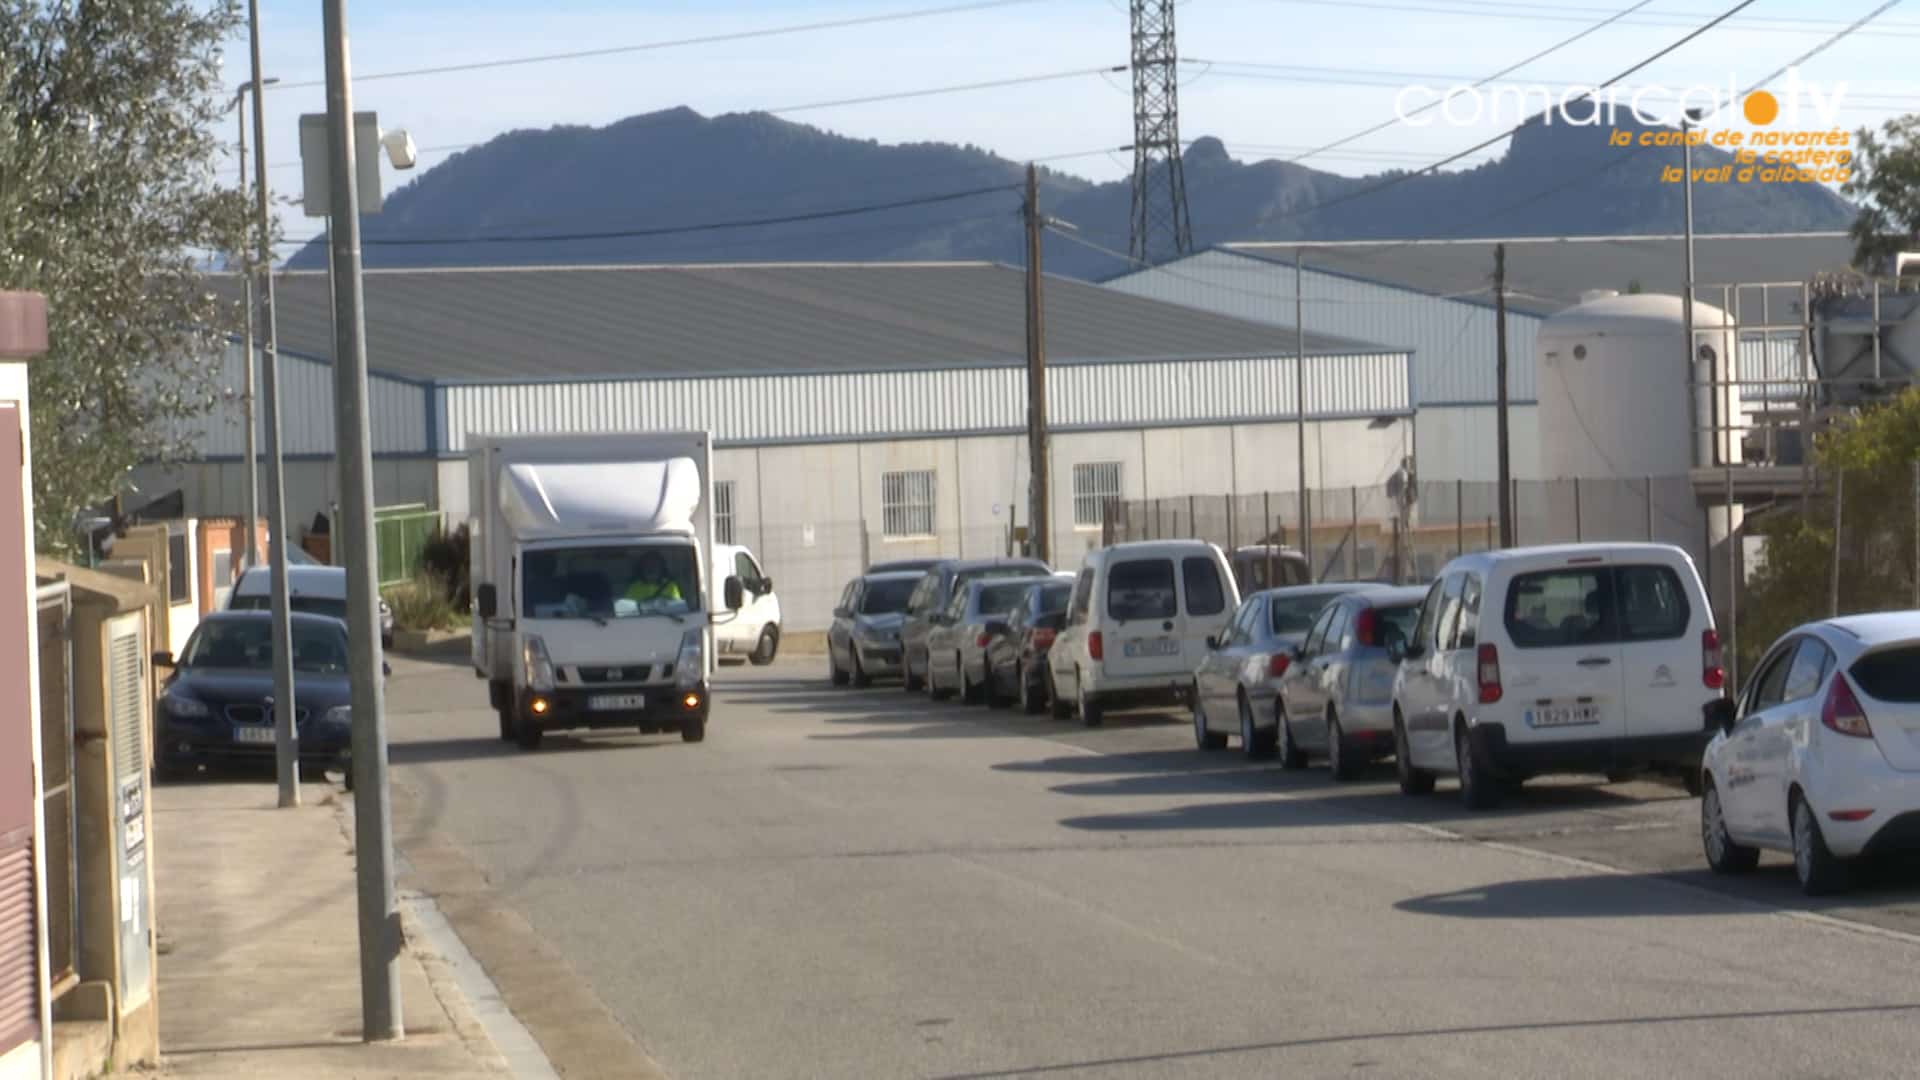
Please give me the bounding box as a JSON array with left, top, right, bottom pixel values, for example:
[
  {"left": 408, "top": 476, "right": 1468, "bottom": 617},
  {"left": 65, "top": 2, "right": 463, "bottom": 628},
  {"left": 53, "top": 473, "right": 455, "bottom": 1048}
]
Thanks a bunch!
[
  {"left": 1225, "top": 233, "right": 1855, "bottom": 317},
  {"left": 240, "top": 262, "right": 1388, "bottom": 383}
]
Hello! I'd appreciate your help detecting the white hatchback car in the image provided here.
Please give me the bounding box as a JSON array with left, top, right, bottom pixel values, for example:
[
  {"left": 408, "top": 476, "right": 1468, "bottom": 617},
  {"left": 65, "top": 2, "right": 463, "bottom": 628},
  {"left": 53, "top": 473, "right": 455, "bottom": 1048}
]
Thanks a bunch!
[
  {"left": 1390, "top": 543, "right": 1722, "bottom": 809},
  {"left": 1049, "top": 541, "right": 1238, "bottom": 726},
  {"left": 1700, "top": 612, "right": 1920, "bottom": 895}
]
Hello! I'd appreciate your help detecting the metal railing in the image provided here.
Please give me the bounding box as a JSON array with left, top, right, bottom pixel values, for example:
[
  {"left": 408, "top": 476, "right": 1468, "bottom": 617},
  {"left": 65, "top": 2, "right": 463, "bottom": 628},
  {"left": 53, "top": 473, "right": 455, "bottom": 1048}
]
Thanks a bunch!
[{"left": 373, "top": 505, "right": 444, "bottom": 586}]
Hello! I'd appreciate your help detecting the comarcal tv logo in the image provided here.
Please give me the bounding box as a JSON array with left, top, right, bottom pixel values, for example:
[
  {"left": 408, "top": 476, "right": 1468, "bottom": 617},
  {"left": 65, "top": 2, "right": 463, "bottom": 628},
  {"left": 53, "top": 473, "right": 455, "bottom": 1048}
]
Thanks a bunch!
[{"left": 1395, "top": 68, "right": 1854, "bottom": 183}]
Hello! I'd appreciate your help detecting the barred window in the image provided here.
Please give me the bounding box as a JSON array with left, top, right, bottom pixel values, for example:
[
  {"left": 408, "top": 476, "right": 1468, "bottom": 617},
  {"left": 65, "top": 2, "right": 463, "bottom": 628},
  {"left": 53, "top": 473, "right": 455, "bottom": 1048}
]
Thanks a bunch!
[
  {"left": 881, "top": 470, "right": 936, "bottom": 539},
  {"left": 1072, "top": 462, "right": 1122, "bottom": 528},
  {"left": 714, "top": 481, "right": 737, "bottom": 545}
]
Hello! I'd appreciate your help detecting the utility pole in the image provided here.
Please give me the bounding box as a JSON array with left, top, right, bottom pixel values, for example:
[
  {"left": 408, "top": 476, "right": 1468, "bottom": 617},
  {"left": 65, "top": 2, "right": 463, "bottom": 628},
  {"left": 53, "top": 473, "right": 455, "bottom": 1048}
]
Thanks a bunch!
[
  {"left": 235, "top": 91, "right": 259, "bottom": 572},
  {"left": 1682, "top": 108, "right": 1702, "bottom": 466},
  {"left": 1127, "top": 0, "right": 1193, "bottom": 264},
  {"left": 1495, "top": 243, "right": 1514, "bottom": 548},
  {"left": 245, "top": 0, "right": 299, "bottom": 810},
  {"left": 1024, "top": 163, "right": 1051, "bottom": 564},
  {"left": 1295, "top": 249, "right": 1310, "bottom": 573},
  {"left": 321, "top": 0, "right": 402, "bottom": 1040}
]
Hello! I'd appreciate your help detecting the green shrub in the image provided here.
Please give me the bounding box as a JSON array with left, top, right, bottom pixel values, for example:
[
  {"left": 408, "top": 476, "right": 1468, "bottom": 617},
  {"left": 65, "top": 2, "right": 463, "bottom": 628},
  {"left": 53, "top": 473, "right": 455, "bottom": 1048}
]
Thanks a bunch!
[{"left": 383, "top": 572, "right": 462, "bottom": 633}]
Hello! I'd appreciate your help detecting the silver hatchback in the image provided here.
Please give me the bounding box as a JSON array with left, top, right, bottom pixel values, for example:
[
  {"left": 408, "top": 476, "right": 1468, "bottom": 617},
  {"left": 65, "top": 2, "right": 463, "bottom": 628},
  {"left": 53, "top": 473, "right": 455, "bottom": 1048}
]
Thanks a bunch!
[
  {"left": 1190, "top": 584, "right": 1384, "bottom": 760},
  {"left": 1276, "top": 586, "right": 1426, "bottom": 779}
]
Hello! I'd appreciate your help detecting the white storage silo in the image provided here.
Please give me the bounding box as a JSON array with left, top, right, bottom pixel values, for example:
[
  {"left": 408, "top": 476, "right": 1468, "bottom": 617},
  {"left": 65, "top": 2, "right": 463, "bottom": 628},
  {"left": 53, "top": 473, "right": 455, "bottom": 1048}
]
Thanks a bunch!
[{"left": 1534, "top": 291, "right": 1742, "bottom": 556}]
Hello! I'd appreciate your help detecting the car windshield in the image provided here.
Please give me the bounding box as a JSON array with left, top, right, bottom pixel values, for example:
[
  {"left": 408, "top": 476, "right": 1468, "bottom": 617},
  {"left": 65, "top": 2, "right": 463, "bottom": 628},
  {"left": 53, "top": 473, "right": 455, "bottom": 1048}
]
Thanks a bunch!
[
  {"left": 1375, "top": 604, "right": 1421, "bottom": 644},
  {"left": 231, "top": 593, "right": 348, "bottom": 621},
  {"left": 976, "top": 581, "right": 1038, "bottom": 615},
  {"left": 861, "top": 578, "right": 917, "bottom": 614},
  {"left": 1270, "top": 592, "right": 1343, "bottom": 635},
  {"left": 182, "top": 620, "right": 349, "bottom": 673},
  {"left": 523, "top": 544, "right": 701, "bottom": 620}
]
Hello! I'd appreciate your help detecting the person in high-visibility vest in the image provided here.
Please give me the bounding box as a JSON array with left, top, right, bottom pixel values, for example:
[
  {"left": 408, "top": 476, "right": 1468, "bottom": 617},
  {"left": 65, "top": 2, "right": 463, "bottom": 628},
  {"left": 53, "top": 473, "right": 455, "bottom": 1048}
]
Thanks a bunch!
[{"left": 624, "top": 551, "right": 683, "bottom": 605}]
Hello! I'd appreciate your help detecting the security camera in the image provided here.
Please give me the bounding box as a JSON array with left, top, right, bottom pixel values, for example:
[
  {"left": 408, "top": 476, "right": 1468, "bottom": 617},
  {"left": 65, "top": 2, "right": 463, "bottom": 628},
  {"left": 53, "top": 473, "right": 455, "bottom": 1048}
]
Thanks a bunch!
[{"left": 381, "top": 128, "right": 418, "bottom": 170}]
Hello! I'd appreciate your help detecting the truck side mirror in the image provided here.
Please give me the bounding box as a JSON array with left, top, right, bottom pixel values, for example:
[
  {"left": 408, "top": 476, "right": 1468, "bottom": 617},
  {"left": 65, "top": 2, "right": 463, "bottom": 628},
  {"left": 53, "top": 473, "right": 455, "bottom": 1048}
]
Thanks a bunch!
[
  {"left": 724, "top": 576, "right": 745, "bottom": 611},
  {"left": 476, "top": 583, "right": 497, "bottom": 619}
]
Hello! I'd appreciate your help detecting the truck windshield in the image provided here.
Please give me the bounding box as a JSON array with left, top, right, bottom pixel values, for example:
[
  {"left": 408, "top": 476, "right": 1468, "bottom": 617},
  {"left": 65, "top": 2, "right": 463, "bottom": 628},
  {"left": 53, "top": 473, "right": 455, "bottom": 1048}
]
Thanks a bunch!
[{"left": 523, "top": 544, "right": 702, "bottom": 619}]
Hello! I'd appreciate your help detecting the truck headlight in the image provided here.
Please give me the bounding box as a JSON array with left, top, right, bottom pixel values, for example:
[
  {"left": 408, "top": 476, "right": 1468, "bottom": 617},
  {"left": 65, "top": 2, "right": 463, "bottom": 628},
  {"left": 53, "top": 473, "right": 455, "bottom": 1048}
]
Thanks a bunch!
[
  {"left": 522, "top": 635, "right": 557, "bottom": 692},
  {"left": 676, "top": 628, "right": 704, "bottom": 688},
  {"left": 163, "top": 692, "right": 211, "bottom": 719}
]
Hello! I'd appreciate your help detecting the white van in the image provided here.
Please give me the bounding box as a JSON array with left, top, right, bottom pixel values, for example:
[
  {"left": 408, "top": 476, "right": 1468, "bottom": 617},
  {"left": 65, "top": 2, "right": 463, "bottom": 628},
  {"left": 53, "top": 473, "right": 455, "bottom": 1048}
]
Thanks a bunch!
[
  {"left": 1048, "top": 541, "right": 1239, "bottom": 726},
  {"left": 1389, "top": 543, "right": 1721, "bottom": 808},
  {"left": 713, "top": 543, "right": 781, "bottom": 664}
]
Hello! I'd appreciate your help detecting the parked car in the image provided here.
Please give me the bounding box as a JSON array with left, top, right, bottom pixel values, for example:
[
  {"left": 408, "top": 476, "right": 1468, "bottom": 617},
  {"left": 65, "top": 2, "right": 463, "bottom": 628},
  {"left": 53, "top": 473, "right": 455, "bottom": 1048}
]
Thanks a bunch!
[
  {"left": 985, "top": 577, "right": 1076, "bottom": 712},
  {"left": 229, "top": 564, "right": 393, "bottom": 649},
  {"left": 153, "top": 610, "right": 362, "bottom": 780},
  {"left": 867, "top": 558, "right": 944, "bottom": 575},
  {"left": 1273, "top": 586, "right": 1427, "bottom": 777},
  {"left": 1700, "top": 612, "right": 1920, "bottom": 895},
  {"left": 1189, "top": 583, "right": 1390, "bottom": 763},
  {"left": 1390, "top": 543, "right": 1720, "bottom": 809},
  {"left": 714, "top": 543, "right": 782, "bottom": 665},
  {"left": 1229, "top": 545, "right": 1311, "bottom": 593},
  {"left": 827, "top": 570, "right": 923, "bottom": 686},
  {"left": 900, "top": 557, "right": 1051, "bottom": 691},
  {"left": 1050, "top": 541, "right": 1238, "bottom": 726},
  {"left": 924, "top": 575, "right": 1052, "bottom": 702}
]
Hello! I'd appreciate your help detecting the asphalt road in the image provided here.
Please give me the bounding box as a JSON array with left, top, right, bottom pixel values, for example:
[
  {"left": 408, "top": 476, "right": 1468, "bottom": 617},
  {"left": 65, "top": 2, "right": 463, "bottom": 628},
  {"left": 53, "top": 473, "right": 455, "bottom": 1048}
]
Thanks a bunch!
[{"left": 384, "top": 649, "right": 1920, "bottom": 1079}]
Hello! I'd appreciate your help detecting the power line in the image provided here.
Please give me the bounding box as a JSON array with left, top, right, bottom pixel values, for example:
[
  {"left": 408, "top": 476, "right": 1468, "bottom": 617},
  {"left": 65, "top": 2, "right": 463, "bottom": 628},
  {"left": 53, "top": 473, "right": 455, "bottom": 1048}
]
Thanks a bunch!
[
  {"left": 266, "top": 0, "right": 1058, "bottom": 90},
  {"left": 1255, "top": 0, "right": 1920, "bottom": 38},
  {"left": 270, "top": 183, "right": 1020, "bottom": 248},
  {"left": 765, "top": 65, "right": 1125, "bottom": 115},
  {"left": 1259, "top": 0, "right": 1763, "bottom": 228}
]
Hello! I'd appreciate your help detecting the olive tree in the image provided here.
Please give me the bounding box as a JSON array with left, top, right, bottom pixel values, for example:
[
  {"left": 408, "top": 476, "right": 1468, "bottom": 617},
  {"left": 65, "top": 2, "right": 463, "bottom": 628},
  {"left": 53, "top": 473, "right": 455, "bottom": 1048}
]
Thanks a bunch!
[
  {"left": 1844, "top": 114, "right": 1920, "bottom": 270},
  {"left": 2, "top": 0, "right": 251, "bottom": 552}
]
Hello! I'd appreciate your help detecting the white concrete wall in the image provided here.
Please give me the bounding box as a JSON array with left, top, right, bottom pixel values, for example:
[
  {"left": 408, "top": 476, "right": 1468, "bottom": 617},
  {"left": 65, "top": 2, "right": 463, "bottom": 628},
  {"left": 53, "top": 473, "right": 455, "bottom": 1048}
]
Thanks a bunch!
[{"left": 1413, "top": 405, "right": 1542, "bottom": 482}]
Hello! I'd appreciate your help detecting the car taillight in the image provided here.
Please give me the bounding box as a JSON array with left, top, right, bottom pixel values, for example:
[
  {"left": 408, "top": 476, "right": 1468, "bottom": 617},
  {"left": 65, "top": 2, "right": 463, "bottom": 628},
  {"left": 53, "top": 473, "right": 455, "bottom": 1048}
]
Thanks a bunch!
[
  {"left": 1269, "top": 653, "right": 1291, "bottom": 678},
  {"left": 1477, "top": 643, "right": 1502, "bottom": 704},
  {"left": 976, "top": 632, "right": 992, "bottom": 648},
  {"left": 1702, "top": 628, "right": 1725, "bottom": 691},
  {"left": 1088, "top": 631, "right": 1103, "bottom": 661},
  {"left": 1354, "top": 608, "right": 1378, "bottom": 647},
  {"left": 1822, "top": 675, "right": 1872, "bottom": 738},
  {"left": 1032, "top": 628, "right": 1056, "bottom": 650}
]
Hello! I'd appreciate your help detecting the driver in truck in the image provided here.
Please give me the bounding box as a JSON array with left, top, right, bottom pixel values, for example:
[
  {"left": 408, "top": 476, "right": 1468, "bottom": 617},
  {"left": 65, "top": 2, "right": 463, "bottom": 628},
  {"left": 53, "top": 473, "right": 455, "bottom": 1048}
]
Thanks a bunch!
[{"left": 625, "top": 551, "right": 684, "bottom": 605}]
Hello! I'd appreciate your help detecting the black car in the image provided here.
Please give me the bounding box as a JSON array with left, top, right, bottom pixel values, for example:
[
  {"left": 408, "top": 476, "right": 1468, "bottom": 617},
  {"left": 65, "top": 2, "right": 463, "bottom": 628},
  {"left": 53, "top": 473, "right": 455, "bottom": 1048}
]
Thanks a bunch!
[
  {"left": 985, "top": 578, "right": 1074, "bottom": 712},
  {"left": 866, "top": 558, "right": 944, "bottom": 575},
  {"left": 154, "top": 611, "right": 360, "bottom": 780},
  {"left": 900, "top": 557, "right": 1051, "bottom": 692},
  {"left": 827, "top": 570, "right": 923, "bottom": 686}
]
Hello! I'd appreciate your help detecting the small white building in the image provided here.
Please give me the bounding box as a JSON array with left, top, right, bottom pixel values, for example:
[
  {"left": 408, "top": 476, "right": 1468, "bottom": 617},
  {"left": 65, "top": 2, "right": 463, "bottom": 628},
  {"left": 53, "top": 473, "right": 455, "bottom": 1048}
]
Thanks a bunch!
[{"left": 143, "top": 261, "right": 1417, "bottom": 629}]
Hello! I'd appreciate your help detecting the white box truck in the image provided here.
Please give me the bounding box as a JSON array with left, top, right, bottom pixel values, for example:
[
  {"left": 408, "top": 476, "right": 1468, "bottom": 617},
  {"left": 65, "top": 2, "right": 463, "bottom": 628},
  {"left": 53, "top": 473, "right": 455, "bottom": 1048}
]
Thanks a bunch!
[{"left": 468, "top": 431, "right": 741, "bottom": 749}]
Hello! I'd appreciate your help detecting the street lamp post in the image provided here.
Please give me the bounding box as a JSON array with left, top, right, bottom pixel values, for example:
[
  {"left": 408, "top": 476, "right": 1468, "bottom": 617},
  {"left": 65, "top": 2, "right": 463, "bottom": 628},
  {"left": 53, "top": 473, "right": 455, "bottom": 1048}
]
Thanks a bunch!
[{"left": 232, "top": 86, "right": 259, "bottom": 572}]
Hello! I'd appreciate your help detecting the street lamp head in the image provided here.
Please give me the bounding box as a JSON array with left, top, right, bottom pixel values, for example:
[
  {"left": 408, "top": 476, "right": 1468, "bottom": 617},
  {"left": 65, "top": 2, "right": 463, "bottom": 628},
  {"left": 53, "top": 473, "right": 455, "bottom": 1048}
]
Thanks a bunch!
[{"left": 380, "top": 128, "right": 418, "bottom": 171}]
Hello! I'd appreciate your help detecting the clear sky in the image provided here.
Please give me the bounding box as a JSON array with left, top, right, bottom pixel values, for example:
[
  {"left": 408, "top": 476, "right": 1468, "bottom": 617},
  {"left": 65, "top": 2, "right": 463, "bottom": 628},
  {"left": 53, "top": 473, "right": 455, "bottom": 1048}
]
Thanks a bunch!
[{"left": 220, "top": 0, "right": 1918, "bottom": 248}]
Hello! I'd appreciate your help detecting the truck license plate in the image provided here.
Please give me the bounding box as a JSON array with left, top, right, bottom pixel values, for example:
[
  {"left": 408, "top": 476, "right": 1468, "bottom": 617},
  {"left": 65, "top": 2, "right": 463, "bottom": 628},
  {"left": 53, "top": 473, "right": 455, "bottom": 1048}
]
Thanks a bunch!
[
  {"left": 234, "top": 725, "right": 276, "bottom": 744},
  {"left": 1529, "top": 704, "right": 1599, "bottom": 728},
  {"left": 1123, "top": 637, "right": 1180, "bottom": 658},
  {"left": 590, "top": 693, "right": 645, "bottom": 711}
]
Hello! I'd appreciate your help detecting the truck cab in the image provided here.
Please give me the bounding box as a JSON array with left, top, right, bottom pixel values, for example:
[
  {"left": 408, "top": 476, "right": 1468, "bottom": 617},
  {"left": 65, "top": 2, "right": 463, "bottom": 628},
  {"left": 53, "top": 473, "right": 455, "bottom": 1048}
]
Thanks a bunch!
[{"left": 468, "top": 432, "right": 737, "bottom": 750}]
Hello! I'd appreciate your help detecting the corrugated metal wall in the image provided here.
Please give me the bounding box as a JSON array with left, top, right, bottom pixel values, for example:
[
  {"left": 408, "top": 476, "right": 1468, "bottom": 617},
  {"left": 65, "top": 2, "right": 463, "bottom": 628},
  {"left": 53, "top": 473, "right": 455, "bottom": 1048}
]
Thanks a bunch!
[
  {"left": 440, "top": 352, "right": 1411, "bottom": 452},
  {"left": 174, "top": 343, "right": 429, "bottom": 457},
  {"left": 1103, "top": 250, "right": 1541, "bottom": 405}
]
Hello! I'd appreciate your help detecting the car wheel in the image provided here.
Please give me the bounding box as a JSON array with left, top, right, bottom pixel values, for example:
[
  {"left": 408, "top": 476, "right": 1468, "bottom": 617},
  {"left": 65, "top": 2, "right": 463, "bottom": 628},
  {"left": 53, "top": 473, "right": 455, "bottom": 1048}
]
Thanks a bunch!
[
  {"left": 1791, "top": 793, "right": 1848, "bottom": 896},
  {"left": 1395, "top": 711, "right": 1435, "bottom": 795},
  {"left": 497, "top": 705, "right": 514, "bottom": 743},
  {"left": 1048, "top": 669, "right": 1072, "bottom": 720},
  {"left": 1276, "top": 701, "right": 1307, "bottom": 769},
  {"left": 1701, "top": 781, "right": 1759, "bottom": 875},
  {"left": 850, "top": 650, "right": 873, "bottom": 689},
  {"left": 514, "top": 707, "right": 544, "bottom": 751},
  {"left": 1078, "top": 672, "right": 1104, "bottom": 728},
  {"left": 1239, "top": 693, "right": 1275, "bottom": 760},
  {"left": 1019, "top": 663, "right": 1043, "bottom": 715},
  {"left": 1193, "top": 688, "right": 1228, "bottom": 750},
  {"left": 928, "top": 657, "right": 953, "bottom": 701},
  {"left": 1455, "top": 723, "right": 1500, "bottom": 810},
  {"left": 988, "top": 664, "right": 1013, "bottom": 709},
  {"left": 300, "top": 761, "right": 334, "bottom": 785},
  {"left": 961, "top": 657, "right": 985, "bottom": 705},
  {"left": 904, "top": 652, "right": 925, "bottom": 693},
  {"left": 1681, "top": 769, "right": 1706, "bottom": 798},
  {"left": 829, "top": 649, "right": 850, "bottom": 687},
  {"left": 681, "top": 716, "right": 706, "bottom": 743},
  {"left": 1328, "top": 709, "right": 1359, "bottom": 781},
  {"left": 155, "top": 756, "right": 192, "bottom": 784},
  {"left": 749, "top": 625, "right": 780, "bottom": 666}
]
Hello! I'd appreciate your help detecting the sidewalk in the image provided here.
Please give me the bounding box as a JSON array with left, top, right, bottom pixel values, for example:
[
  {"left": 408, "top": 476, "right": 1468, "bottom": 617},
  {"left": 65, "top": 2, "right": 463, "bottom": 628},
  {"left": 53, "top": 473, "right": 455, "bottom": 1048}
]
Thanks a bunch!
[{"left": 133, "top": 780, "right": 513, "bottom": 1078}]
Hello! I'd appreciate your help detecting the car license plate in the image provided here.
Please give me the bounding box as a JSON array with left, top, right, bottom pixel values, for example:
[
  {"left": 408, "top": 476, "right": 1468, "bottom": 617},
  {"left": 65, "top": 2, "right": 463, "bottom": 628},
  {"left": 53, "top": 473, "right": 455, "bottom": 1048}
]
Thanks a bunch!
[
  {"left": 1529, "top": 704, "right": 1599, "bottom": 728},
  {"left": 1123, "top": 637, "right": 1180, "bottom": 658},
  {"left": 233, "top": 725, "right": 276, "bottom": 744},
  {"left": 590, "top": 693, "right": 645, "bottom": 711}
]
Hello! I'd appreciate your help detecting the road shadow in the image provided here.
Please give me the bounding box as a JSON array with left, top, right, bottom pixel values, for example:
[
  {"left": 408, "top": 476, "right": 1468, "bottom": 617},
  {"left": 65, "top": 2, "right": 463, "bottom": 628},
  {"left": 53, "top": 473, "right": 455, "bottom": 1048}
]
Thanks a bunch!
[
  {"left": 1397, "top": 872, "right": 1746, "bottom": 919},
  {"left": 1059, "top": 797, "right": 1383, "bottom": 832},
  {"left": 389, "top": 731, "right": 680, "bottom": 766}
]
